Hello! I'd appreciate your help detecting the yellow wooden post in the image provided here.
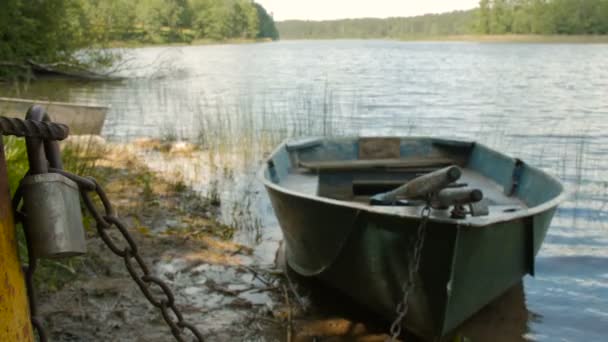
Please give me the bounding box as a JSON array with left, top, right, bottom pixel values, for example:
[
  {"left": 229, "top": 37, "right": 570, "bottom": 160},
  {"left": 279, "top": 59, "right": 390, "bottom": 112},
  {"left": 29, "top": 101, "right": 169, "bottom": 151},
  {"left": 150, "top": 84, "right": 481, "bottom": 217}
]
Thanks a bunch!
[{"left": 0, "top": 138, "right": 34, "bottom": 341}]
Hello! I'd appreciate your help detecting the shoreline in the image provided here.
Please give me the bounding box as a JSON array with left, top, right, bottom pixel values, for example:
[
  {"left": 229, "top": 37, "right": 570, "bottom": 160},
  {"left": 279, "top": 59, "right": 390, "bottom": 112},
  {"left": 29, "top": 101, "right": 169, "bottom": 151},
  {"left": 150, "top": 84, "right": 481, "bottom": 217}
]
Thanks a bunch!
[
  {"left": 107, "top": 37, "right": 275, "bottom": 49},
  {"left": 108, "top": 34, "right": 608, "bottom": 49},
  {"left": 278, "top": 34, "right": 608, "bottom": 44},
  {"left": 406, "top": 34, "right": 608, "bottom": 43}
]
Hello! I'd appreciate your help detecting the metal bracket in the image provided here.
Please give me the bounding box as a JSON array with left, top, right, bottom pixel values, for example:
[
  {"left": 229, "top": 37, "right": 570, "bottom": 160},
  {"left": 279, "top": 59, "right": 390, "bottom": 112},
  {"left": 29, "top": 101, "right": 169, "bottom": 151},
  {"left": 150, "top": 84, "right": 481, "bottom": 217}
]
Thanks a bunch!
[{"left": 509, "top": 159, "right": 524, "bottom": 196}]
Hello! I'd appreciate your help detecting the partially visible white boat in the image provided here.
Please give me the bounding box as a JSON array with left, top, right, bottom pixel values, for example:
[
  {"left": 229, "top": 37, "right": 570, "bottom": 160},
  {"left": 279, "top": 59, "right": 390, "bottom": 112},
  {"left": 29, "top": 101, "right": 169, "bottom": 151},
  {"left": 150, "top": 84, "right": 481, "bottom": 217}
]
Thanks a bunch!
[{"left": 0, "top": 97, "right": 108, "bottom": 135}]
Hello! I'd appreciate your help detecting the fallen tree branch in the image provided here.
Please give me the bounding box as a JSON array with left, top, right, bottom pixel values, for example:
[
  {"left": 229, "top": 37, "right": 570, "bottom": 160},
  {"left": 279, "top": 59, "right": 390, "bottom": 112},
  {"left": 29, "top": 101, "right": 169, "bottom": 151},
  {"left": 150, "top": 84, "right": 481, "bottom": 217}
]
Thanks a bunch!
[
  {"left": 26, "top": 59, "right": 123, "bottom": 81},
  {"left": 282, "top": 285, "right": 293, "bottom": 342}
]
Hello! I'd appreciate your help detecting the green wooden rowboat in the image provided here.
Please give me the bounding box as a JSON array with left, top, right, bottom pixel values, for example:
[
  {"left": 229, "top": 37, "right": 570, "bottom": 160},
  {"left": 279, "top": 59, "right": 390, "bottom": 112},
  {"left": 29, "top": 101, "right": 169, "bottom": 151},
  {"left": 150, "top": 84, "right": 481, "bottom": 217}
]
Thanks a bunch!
[{"left": 260, "top": 137, "right": 565, "bottom": 339}]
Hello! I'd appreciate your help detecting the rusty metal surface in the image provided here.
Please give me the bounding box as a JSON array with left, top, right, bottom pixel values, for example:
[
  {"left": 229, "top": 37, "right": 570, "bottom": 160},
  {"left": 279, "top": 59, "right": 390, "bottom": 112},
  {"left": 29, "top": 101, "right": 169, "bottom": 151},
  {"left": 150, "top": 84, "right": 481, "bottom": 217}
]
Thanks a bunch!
[{"left": 0, "top": 138, "right": 34, "bottom": 342}]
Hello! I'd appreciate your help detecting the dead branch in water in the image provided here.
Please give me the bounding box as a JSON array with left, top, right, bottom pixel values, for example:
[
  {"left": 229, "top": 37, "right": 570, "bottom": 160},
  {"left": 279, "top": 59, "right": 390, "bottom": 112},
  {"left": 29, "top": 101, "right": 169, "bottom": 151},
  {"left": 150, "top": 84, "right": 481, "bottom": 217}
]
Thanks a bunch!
[
  {"left": 26, "top": 59, "right": 123, "bottom": 81},
  {"left": 284, "top": 268, "right": 309, "bottom": 313}
]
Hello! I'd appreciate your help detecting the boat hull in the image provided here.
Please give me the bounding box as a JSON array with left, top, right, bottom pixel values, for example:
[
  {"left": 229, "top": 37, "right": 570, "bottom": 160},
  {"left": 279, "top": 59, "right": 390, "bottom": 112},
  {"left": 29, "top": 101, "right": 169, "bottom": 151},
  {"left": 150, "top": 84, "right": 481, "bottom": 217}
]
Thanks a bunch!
[
  {"left": 266, "top": 183, "right": 556, "bottom": 338},
  {"left": 261, "top": 137, "right": 564, "bottom": 339}
]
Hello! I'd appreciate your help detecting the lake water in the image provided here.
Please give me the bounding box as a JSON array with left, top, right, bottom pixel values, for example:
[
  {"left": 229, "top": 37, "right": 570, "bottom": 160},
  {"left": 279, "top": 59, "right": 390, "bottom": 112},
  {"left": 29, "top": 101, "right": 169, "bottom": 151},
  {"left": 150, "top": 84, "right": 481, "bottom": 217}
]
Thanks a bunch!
[{"left": 3, "top": 40, "right": 608, "bottom": 341}]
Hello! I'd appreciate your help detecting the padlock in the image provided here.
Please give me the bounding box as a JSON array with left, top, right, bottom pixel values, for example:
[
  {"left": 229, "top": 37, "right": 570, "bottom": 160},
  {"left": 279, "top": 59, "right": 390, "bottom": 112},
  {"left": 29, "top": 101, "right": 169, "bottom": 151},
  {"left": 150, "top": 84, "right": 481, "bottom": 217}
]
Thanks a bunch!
[
  {"left": 21, "top": 167, "right": 87, "bottom": 258},
  {"left": 20, "top": 105, "right": 86, "bottom": 258}
]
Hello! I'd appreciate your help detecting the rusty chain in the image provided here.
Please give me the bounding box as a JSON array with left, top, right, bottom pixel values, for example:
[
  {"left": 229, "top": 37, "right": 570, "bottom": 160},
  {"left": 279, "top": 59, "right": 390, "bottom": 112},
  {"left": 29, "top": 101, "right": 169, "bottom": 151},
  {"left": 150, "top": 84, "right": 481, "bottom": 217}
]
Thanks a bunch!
[
  {"left": 11, "top": 168, "right": 204, "bottom": 342},
  {"left": 388, "top": 205, "right": 431, "bottom": 342},
  {"left": 48, "top": 168, "right": 205, "bottom": 342}
]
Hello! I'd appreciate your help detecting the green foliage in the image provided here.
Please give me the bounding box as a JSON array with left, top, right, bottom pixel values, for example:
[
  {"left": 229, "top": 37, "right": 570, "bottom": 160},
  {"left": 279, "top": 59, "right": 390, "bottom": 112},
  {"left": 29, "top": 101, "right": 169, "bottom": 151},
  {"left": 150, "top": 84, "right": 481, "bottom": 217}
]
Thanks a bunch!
[
  {"left": 0, "top": 0, "right": 129, "bottom": 80},
  {"left": 476, "top": 0, "right": 608, "bottom": 35},
  {"left": 2, "top": 136, "right": 28, "bottom": 196},
  {"left": 0, "top": 0, "right": 93, "bottom": 75},
  {"left": 81, "top": 0, "right": 277, "bottom": 43},
  {"left": 0, "top": 0, "right": 277, "bottom": 79},
  {"left": 187, "top": 0, "right": 262, "bottom": 40},
  {"left": 255, "top": 3, "right": 279, "bottom": 40}
]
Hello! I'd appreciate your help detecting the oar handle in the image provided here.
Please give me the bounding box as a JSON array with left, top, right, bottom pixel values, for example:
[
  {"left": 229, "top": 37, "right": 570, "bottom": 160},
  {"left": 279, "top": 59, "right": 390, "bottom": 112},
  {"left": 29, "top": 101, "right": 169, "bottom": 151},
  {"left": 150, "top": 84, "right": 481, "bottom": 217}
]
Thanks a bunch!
[
  {"left": 433, "top": 188, "right": 483, "bottom": 207},
  {"left": 372, "top": 165, "right": 461, "bottom": 203}
]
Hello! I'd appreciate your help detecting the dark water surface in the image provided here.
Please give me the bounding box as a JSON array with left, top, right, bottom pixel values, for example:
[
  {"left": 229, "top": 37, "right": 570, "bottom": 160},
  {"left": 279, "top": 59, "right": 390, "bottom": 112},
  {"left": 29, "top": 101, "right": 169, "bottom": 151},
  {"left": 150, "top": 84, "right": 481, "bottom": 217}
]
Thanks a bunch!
[{"left": 3, "top": 40, "right": 607, "bottom": 341}]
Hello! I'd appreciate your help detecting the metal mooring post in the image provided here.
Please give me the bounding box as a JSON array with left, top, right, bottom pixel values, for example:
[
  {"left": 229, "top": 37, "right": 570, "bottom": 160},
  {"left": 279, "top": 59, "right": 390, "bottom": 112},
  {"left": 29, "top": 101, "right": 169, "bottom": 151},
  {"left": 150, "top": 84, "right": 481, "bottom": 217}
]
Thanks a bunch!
[{"left": 0, "top": 138, "right": 34, "bottom": 341}]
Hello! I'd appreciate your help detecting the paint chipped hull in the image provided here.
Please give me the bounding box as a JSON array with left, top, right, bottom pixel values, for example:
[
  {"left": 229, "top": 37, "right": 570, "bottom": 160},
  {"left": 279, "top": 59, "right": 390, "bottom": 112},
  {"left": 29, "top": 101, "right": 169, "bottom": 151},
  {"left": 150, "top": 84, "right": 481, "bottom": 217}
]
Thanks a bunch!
[{"left": 260, "top": 137, "right": 565, "bottom": 339}]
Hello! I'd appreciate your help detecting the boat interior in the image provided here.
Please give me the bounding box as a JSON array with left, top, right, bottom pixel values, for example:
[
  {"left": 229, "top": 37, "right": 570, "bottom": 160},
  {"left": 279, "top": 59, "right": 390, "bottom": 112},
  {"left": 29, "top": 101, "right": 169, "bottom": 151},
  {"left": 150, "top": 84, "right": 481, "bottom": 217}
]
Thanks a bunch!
[{"left": 264, "top": 137, "right": 564, "bottom": 222}]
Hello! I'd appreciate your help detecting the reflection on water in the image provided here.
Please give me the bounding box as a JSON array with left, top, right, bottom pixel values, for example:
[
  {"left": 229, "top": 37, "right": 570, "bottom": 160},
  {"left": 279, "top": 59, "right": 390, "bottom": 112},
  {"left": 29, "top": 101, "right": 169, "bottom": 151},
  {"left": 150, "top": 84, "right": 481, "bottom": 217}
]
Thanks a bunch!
[{"left": 2, "top": 40, "right": 607, "bottom": 340}]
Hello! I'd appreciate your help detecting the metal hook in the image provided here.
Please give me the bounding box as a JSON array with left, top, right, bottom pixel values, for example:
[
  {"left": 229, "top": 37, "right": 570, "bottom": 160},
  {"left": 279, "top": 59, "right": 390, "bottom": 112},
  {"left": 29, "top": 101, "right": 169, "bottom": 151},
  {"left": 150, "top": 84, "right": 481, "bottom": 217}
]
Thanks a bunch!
[{"left": 24, "top": 105, "right": 64, "bottom": 174}]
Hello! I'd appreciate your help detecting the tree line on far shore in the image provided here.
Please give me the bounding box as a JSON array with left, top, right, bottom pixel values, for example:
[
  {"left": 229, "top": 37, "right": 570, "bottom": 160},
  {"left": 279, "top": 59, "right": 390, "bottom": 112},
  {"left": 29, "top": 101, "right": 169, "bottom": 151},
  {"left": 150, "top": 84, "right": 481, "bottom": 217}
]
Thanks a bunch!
[
  {"left": 86, "top": 0, "right": 279, "bottom": 44},
  {"left": 277, "top": 11, "right": 475, "bottom": 39},
  {"left": 277, "top": 0, "right": 608, "bottom": 39},
  {"left": 478, "top": 0, "right": 608, "bottom": 34}
]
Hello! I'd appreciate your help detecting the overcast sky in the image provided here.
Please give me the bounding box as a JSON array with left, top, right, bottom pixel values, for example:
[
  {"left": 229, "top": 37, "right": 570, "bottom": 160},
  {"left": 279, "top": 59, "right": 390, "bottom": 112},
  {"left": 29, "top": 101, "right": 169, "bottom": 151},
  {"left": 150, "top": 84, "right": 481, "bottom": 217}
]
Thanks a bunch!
[{"left": 256, "top": 0, "right": 480, "bottom": 21}]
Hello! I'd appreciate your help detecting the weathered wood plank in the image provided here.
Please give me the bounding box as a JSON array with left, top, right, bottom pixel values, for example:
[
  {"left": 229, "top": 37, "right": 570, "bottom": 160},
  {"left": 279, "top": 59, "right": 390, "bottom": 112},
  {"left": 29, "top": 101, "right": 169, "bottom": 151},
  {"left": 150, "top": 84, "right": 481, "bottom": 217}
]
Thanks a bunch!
[{"left": 299, "top": 157, "right": 456, "bottom": 171}]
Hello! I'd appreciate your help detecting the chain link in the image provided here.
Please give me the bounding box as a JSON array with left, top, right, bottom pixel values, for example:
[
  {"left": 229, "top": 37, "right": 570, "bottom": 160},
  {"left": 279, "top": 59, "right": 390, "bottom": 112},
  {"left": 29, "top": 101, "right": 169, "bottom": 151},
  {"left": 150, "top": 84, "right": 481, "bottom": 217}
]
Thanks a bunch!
[
  {"left": 12, "top": 167, "right": 204, "bottom": 342},
  {"left": 388, "top": 205, "right": 431, "bottom": 341}
]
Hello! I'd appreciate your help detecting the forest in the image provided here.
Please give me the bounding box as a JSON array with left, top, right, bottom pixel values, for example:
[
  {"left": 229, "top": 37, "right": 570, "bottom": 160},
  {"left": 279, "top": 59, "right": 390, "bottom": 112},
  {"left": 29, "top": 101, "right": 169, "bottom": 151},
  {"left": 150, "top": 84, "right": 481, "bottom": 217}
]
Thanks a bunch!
[
  {"left": 2, "top": 0, "right": 607, "bottom": 78},
  {"left": 277, "top": 11, "right": 476, "bottom": 39},
  {"left": 0, "top": 0, "right": 278, "bottom": 77},
  {"left": 277, "top": 0, "right": 608, "bottom": 39},
  {"left": 477, "top": 0, "right": 608, "bottom": 34},
  {"left": 88, "top": 0, "right": 280, "bottom": 43}
]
